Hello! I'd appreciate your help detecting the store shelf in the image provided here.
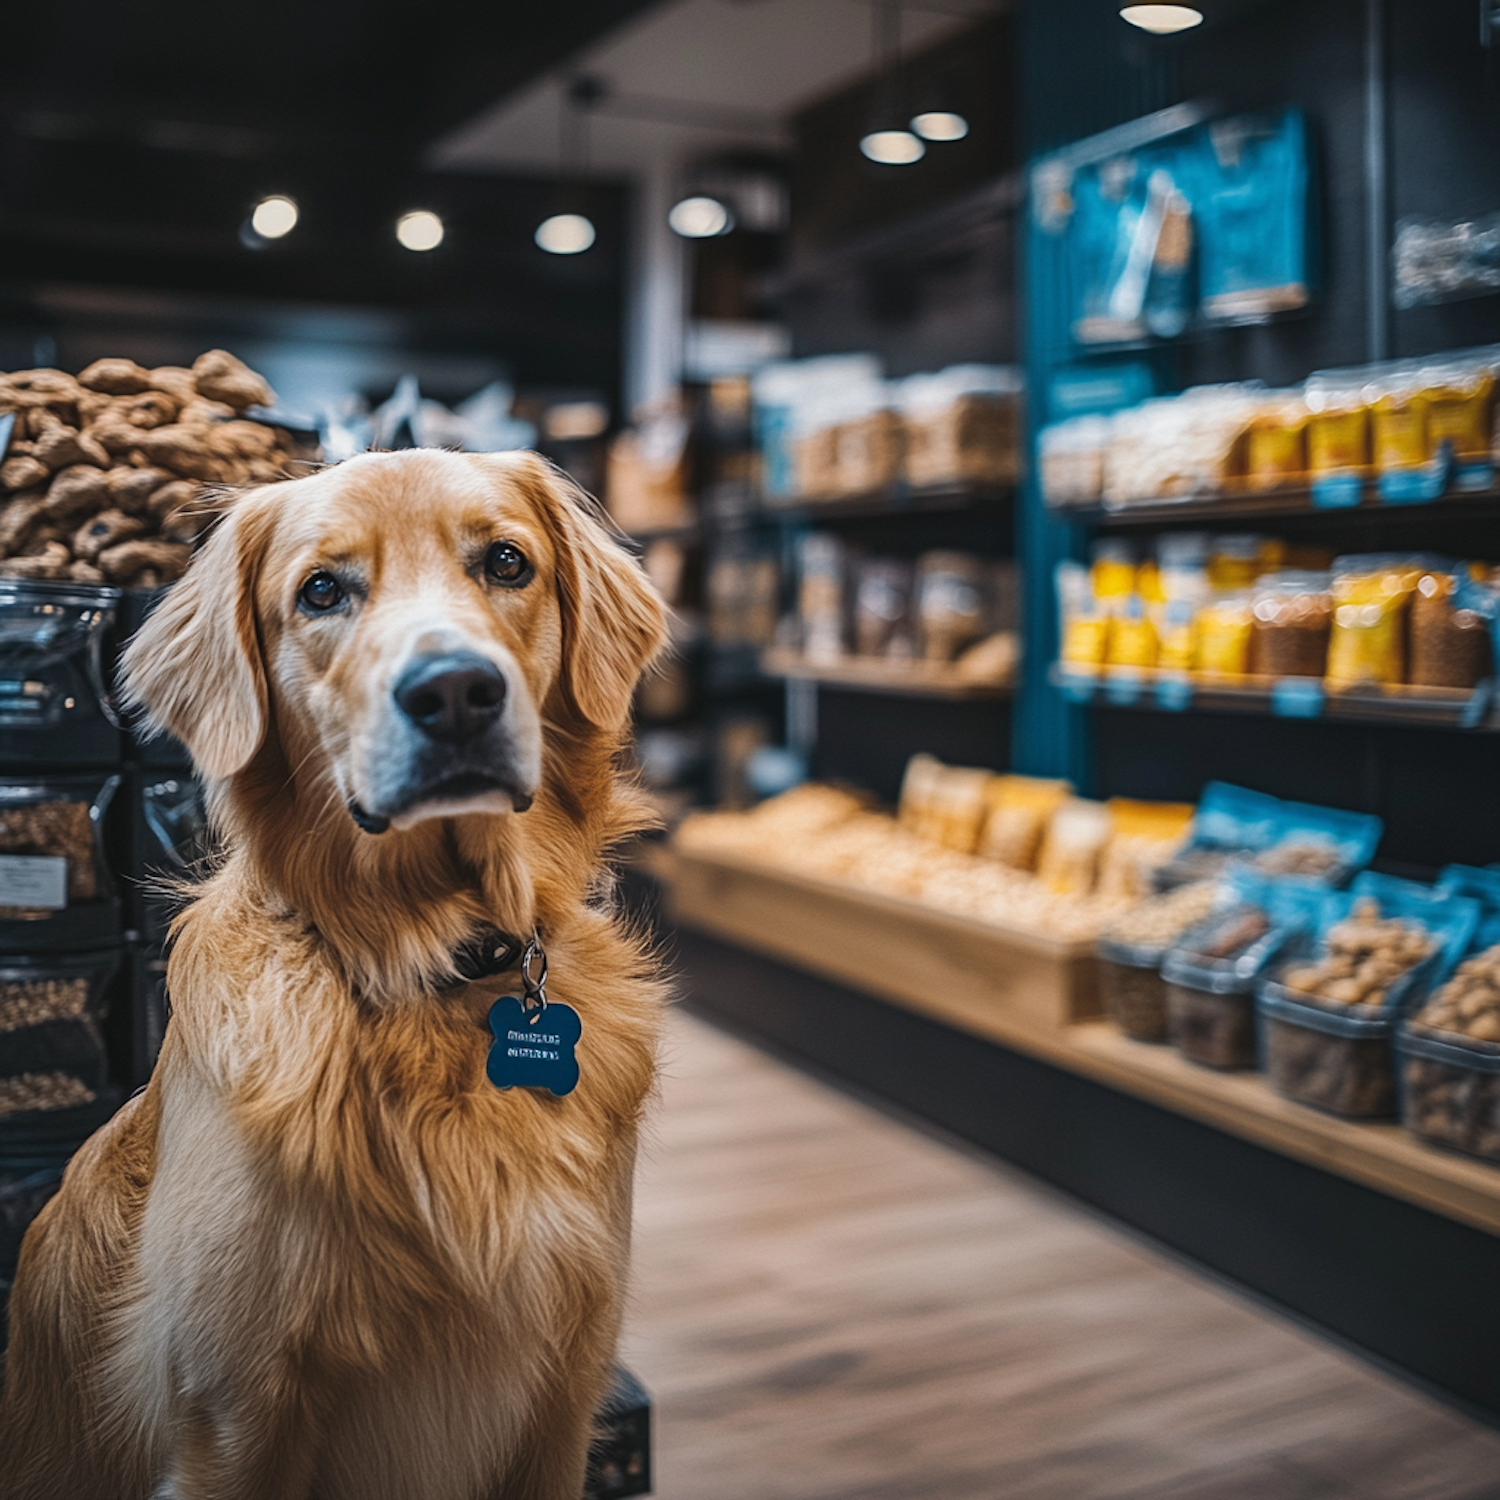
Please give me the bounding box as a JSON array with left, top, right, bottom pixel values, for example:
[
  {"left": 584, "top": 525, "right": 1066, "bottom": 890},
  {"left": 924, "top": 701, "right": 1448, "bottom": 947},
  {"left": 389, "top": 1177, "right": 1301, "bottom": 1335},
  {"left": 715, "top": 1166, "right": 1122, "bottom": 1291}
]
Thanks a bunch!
[
  {"left": 660, "top": 843, "right": 1500, "bottom": 1238},
  {"left": 755, "top": 479, "right": 1013, "bottom": 525},
  {"left": 764, "top": 648, "right": 1014, "bottom": 701},
  {"left": 1055, "top": 478, "right": 1500, "bottom": 529},
  {"left": 1049, "top": 664, "right": 1498, "bottom": 732}
]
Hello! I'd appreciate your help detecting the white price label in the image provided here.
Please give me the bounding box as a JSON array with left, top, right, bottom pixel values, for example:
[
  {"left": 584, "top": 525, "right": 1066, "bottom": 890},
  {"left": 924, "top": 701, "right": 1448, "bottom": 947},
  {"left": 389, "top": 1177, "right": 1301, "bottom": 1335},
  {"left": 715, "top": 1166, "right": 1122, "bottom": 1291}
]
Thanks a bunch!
[{"left": 0, "top": 855, "right": 68, "bottom": 910}]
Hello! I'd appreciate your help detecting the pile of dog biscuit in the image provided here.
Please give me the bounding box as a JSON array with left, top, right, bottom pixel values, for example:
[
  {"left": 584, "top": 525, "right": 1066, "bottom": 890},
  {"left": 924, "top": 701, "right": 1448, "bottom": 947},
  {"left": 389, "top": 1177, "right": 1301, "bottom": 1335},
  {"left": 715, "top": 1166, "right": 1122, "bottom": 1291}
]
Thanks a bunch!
[{"left": 0, "top": 350, "right": 305, "bottom": 588}]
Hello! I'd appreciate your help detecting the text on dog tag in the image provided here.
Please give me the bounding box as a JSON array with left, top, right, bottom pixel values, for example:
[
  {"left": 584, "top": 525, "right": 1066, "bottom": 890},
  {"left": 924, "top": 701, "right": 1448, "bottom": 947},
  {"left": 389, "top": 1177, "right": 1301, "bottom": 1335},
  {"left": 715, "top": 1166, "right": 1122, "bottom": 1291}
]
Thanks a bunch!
[{"left": 486, "top": 996, "right": 581, "bottom": 1097}]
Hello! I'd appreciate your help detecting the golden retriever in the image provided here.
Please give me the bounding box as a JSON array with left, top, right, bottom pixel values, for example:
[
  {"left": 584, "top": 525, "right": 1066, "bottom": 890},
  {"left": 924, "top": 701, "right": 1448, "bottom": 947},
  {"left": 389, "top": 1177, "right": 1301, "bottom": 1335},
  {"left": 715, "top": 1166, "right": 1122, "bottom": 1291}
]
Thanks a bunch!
[{"left": 0, "top": 448, "right": 668, "bottom": 1500}]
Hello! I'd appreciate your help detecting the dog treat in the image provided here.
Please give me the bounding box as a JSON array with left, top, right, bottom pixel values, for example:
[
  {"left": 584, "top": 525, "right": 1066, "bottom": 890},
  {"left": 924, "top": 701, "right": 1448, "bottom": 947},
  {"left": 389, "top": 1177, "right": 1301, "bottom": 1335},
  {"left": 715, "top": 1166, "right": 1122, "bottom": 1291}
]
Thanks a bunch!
[
  {"left": 1097, "top": 884, "right": 1219, "bottom": 1042},
  {"left": 0, "top": 975, "right": 92, "bottom": 1033},
  {"left": 0, "top": 352, "right": 308, "bottom": 586},
  {"left": 78, "top": 357, "right": 153, "bottom": 395},
  {"left": 1252, "top": 839, "right": 1343, "bottom": 878},
  {"left": 0, "top": 1070, "right": 96, "bottom": 1118},
  {"left": 1412, "top": 947, "right": 1500, "bottom": 1043},
  {"left": 1168, "top": 983, "right": 1259, "bottom": 1069},
  {"left": 1277, "top": 897, "right": 1431, "bottom": 1009}
]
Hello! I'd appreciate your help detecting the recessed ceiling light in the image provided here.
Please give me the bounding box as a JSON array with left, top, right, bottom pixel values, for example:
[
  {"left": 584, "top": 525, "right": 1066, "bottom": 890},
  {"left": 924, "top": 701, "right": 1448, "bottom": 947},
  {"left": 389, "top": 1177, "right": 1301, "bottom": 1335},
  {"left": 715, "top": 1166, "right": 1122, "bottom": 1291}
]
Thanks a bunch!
[
  {"left": 860, "top": 129, "right": 925, "bottom": 165},
  {"left": 1120, "top": 5, "right": 1204, "bottom": 33},
  {"left": 535, "top": 213, "right": 596, "bottom": 255},
  {"left": 668, "top": 196, "right": 734, "bottom": 238},
  {"left": 396, "top": 210, "right": 444, "bottom": 252},
  {"left": 250, "top": 195, "right": 298, "bottom": 239},
  {"left": 911, "top": 110, "right": 969, "bottom": 142}
]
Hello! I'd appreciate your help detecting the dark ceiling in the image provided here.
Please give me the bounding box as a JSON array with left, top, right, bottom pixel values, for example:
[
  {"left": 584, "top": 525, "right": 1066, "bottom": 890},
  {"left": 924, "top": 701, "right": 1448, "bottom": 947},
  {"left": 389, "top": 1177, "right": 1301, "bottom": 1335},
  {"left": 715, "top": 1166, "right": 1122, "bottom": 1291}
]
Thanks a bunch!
[{"left": 0, "top": 1, "right": 658, "bottom": 396}]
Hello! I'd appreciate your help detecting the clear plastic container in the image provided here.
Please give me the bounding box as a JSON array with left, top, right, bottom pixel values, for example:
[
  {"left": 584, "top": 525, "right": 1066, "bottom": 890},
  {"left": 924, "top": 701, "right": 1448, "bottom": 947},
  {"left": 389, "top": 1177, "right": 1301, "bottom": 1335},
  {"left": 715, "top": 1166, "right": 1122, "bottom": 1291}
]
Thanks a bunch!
[
  {"left": 1258, "top": 946, "right": 1440, "bottom": 1118},
  {"left": 1163, "top": 905, "right": 1287, "bottom": 1069},
  {"left": 1398, "top": 1025, "right": 1500, "bottom": 1164},
  {"left": 0, "top": 580, "right": 121, "bottom": 763},
  {"left": 0, "top": 949, "right": 121, "bottom": 1121},
  {"left": 1251, "top": 570, "right": 1332, "bottom": 679},
  {"left": 1097, "top": 935, "right": 1173, "bottom": 1042}
]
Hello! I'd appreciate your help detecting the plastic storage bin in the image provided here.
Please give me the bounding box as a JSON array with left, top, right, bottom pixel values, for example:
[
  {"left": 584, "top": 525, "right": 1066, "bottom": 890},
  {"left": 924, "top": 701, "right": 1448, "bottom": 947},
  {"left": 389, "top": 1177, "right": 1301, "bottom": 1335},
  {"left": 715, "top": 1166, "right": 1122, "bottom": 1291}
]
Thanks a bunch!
[
  {"left": 0, "top": 775, "right": 121, "bottom": 952},
  {"left": 1163, "top": 912, "right": 1287, "bottom": 1069},
  {"left": 1097, "top": 936, "right": 1173, "bottom": 1042},
  {"left": 0, "top": 579, "right": 122, "bottom": 764},
  {"left": 1398, "top": 1025, "right": 1500, "bottom": 1164}
]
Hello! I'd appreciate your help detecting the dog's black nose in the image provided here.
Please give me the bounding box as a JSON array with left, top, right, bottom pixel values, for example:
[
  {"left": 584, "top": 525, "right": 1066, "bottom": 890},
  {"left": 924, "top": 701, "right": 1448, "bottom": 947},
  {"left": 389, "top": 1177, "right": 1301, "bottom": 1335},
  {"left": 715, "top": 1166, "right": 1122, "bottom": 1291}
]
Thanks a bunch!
[{"left": 393, "top": 652, "right": 507, "bottom": 741}]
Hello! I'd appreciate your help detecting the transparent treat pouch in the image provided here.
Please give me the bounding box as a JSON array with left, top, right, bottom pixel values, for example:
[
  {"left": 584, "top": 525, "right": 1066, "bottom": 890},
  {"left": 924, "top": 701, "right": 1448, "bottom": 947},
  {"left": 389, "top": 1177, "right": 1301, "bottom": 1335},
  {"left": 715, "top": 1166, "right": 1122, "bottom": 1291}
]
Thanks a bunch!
[
  {"left": 1163, "top": 870, "right": 1322, "bottom": 1070},
  {"left": 0, "top": 775, "right": 121, "bottom": 951},
  {"left": 1257, "top": 879, "right": 1478, "bottom": 1118},
  {"left": 0, "top": 581, "right": 122, "bottom": 762},
  {"left": 0, "top": 949, "right": 121, "bottom": 1121}
]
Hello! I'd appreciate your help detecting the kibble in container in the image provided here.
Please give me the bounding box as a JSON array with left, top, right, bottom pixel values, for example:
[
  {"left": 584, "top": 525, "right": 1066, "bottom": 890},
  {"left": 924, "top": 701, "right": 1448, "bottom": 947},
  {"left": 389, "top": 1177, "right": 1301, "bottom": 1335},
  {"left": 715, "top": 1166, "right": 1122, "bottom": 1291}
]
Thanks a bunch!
[
  {"left": 1097, "top": 883, "right": 1219, "bottom": 1042},
  {"left": 0, "top": 949, "right": 121, "bottom": 1122},
  {"left": 0, "top": 580, "right": 121, "bottom": 763},
  {"left": 0, "top": 775, "right": 121, "bottom": 951},
  {"left": 1398, "top": 1027, "right": 1500, "bottom": 1164},
  {"left": 1164, "top": 904, "right": 1285, "bottom": 1070}
]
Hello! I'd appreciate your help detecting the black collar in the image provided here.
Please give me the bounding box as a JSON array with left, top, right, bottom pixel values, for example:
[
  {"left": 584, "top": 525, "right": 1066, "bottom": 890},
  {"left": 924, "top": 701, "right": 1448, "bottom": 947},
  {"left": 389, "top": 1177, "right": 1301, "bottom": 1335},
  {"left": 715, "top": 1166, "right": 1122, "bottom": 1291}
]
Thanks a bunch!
[{"left": 445, "top": 927, "right": 527, "bottom": 987}]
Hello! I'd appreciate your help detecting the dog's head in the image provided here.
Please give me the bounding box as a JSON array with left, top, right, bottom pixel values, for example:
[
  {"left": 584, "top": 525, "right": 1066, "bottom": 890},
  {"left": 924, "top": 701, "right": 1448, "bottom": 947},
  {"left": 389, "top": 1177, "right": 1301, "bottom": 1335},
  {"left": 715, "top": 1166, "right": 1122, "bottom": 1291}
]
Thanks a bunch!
[{"left": 123, "top": 449, "right": 666, "bottom": 837}]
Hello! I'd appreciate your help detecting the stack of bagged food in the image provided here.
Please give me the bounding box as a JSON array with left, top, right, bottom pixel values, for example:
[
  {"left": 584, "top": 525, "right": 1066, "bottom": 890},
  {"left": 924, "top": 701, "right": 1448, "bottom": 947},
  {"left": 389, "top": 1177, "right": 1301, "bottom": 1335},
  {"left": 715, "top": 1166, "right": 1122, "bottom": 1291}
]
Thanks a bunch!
[
  {"left": 1057, "top": 534, "right": 1499, "bottom": 693},
  {"left": 674, "top": 754, "right": 1196, "bottom": 944},
  {"left": 0, "top": 351, "right": 308, "bottom": 588}
]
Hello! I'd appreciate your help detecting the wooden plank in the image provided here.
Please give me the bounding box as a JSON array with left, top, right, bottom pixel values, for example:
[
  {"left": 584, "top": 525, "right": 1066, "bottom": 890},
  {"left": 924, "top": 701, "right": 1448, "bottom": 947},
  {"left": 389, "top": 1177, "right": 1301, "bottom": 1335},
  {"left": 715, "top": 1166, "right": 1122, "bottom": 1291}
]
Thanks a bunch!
[
  {"left": 669, "top": 847, "right": 1099, "bottom": 1032},
  {"left": 661, "top": 845, "right": 1500, "bottom": 1238},
  {"left": 761, "top": 647, "right": 1014, "bottom": 700}
]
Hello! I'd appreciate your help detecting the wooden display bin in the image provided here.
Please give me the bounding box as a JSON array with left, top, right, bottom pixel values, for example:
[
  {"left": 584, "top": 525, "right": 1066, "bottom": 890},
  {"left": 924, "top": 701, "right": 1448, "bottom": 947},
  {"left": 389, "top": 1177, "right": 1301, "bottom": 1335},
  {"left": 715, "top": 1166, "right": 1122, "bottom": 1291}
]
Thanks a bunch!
[{"left": 667, "top": 846, "right": 1099, "bottom": 1039}]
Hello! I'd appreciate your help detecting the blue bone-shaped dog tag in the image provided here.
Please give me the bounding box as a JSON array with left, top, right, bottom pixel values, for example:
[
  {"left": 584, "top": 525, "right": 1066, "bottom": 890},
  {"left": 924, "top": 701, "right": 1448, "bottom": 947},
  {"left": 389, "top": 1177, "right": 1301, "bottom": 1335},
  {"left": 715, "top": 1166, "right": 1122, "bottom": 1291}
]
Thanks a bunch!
[{"left": 486, "top": 996, "right": 582, "bottom": 1096}]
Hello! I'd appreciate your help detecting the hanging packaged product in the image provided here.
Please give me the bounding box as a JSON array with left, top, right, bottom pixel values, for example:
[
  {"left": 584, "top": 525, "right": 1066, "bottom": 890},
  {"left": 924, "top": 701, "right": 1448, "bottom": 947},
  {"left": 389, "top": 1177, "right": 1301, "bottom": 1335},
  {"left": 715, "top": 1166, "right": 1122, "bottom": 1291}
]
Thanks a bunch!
[
  {"left": 976, "top": 774, "right": 1073, "bottom": 871},
  {"left": 1055, "top": 560, "right": 1108, "bottom": 670},
  {"left": 852, "top": 558, "right": 914, "bottom": 659},
  {"left": 1195, "top": 592, "right": 1254, "bottom": 675},
  {"left": 1095, "top": 799, "right": 1195, "bottom": 901},
  {"left": 916, "top": 551, "right": 987, "bottom": 662},
  {"left": 1325, "top": 553, "right": 1434, "bottom": 687},
  {"left": 797, "top": 533, "right": 846, "bottom": 663},
  {"left": 1423, "top": 357, "right": 1497, "bottom": 463},
  {"left": 898, "top": 366, "right": 1023, "bottom": 490},
  {"left": 1251, "top": 570, "right": 1332, "bottom": 678},
  {"left": 1106, "top": 594, "right": 1157, "bottom": 670},
  {"left": 1096, "top": 881, "right": 1220, "bottom": 1042},
  {"left": 1257, "top": 874, "right": 1478, "bottom": 1118},
  {"left": 1408, "top": 565, "right": 1495, "bottom": 689},
  {"left": 1039, "top": 415, "right": 1112, "bottom": 508},
  {"left": 1194, "top": 108, "right": 1313, "bottom": 324},
  {"left": 1242, "top": 392, "right": 1310, "bottom": 490},
  {"left": 1366, "top": 365, "right": 1430, "bottom": 473},
  {"left": 1247, "top": 798, "right": 1383, "bottom": 885},
  {"left": 0, "top": 948, "right": 121, "bottom": 1120}
]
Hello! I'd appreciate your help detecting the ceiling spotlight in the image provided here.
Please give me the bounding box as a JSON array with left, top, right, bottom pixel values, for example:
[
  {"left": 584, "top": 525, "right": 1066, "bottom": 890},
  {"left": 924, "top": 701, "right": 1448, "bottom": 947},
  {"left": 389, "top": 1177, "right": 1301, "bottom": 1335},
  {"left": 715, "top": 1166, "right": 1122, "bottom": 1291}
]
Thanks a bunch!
[
  {"left": 535, "top": 212, "right": 596, "bottom": 255},
  {"left": 861, "top": 129, "right": 925, "bottom": 165},
  {"left": 250, "top": 195, "right": 298, "bottom": 239},
  {"left": 669, "top": 196, "right": 734, "bottom": 238},
  {"left": 911, "top": 110, "right": 968, "bottom": 142},
  {"left": 1120, "top": 5, "right": 1204, "bottom": 33},
  {"left": 396, "top": 209, "right": 445, "bottom": 252}
]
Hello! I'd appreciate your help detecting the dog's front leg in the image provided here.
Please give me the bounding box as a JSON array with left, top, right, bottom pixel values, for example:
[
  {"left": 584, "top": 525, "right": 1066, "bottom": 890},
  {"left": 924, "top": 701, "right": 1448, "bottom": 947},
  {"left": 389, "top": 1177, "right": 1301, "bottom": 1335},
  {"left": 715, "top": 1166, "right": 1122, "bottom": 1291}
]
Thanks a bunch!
[{"left": 151, "top": 1396, "right": 322, "bottom": 1500}]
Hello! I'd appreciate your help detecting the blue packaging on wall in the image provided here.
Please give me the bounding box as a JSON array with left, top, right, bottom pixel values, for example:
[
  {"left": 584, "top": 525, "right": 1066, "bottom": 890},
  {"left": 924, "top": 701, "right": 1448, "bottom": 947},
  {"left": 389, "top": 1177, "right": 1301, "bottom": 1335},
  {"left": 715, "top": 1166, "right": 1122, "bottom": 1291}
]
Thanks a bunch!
[{"left": 1193, "top": 108, "right": 1313, "bottom": 325}]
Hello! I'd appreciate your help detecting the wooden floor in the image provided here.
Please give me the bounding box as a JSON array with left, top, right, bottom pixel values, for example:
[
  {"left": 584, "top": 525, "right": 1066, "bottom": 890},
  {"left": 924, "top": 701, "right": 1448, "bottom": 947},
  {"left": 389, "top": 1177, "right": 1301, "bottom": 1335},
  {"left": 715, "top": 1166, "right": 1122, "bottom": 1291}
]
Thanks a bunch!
[{"left": 620, "top": 1009, "right": 1500, "bottom": 1500}]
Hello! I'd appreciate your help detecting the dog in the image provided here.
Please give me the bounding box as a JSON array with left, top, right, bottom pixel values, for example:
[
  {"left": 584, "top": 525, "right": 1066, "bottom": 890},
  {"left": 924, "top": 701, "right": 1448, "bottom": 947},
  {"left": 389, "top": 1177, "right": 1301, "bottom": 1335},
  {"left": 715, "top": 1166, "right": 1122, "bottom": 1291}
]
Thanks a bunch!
[{"left": 0, "top": 448, "right": 669, "bottom": 1499}]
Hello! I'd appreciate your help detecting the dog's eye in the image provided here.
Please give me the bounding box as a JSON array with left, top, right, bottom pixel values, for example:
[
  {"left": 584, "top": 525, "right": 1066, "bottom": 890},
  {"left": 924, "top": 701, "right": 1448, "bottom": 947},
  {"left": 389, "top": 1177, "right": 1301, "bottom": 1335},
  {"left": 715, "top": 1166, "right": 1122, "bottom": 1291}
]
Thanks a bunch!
[
  {"left": 484, "top": 541, "right": 532, "bottom": 588},
  {"left": 298, "top": 570, "right": 345, "bottom": 614}
]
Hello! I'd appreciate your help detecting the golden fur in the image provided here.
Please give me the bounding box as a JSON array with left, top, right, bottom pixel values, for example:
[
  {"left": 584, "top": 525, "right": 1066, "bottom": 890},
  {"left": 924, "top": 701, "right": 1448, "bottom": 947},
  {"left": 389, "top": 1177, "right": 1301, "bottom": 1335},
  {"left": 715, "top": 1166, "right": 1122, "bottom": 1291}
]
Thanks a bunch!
[{"left": 0, "top": 449, "right": 669, "bottom": 1499}]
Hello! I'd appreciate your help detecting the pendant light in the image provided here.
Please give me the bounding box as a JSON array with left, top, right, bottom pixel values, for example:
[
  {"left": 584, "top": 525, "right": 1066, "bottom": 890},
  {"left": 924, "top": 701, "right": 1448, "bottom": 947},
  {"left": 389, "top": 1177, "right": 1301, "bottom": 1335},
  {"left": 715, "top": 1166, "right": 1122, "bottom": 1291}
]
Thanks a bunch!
[
  {"left": 537, "top": 77, "right": 601, "bottom": 256},
  {"left": 1120, "top": 5, "right": 1204, "bottom": 32},
  {"left": 860, "top": 1, "right": 924, "bottom": 166}
]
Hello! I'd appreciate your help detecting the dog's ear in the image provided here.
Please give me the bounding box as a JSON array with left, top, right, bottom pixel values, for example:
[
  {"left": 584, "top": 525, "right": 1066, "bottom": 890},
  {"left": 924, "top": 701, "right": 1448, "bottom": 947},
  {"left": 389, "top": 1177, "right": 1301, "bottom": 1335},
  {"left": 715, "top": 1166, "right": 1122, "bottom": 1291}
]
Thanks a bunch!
[
  {"left": 121, "top": 492, "right": 275, "bottom": 779},
  {"left": 502, "top": 454, "right": 667, "bottom": 731}
]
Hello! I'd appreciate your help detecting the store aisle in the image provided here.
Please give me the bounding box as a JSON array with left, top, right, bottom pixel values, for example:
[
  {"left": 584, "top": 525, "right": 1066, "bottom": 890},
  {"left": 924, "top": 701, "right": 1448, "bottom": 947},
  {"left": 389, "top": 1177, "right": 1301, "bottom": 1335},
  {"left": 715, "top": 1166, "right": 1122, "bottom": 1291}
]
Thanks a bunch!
[{"left": 620, "top": 1009, "right": 1500, "bottom": 1500}]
